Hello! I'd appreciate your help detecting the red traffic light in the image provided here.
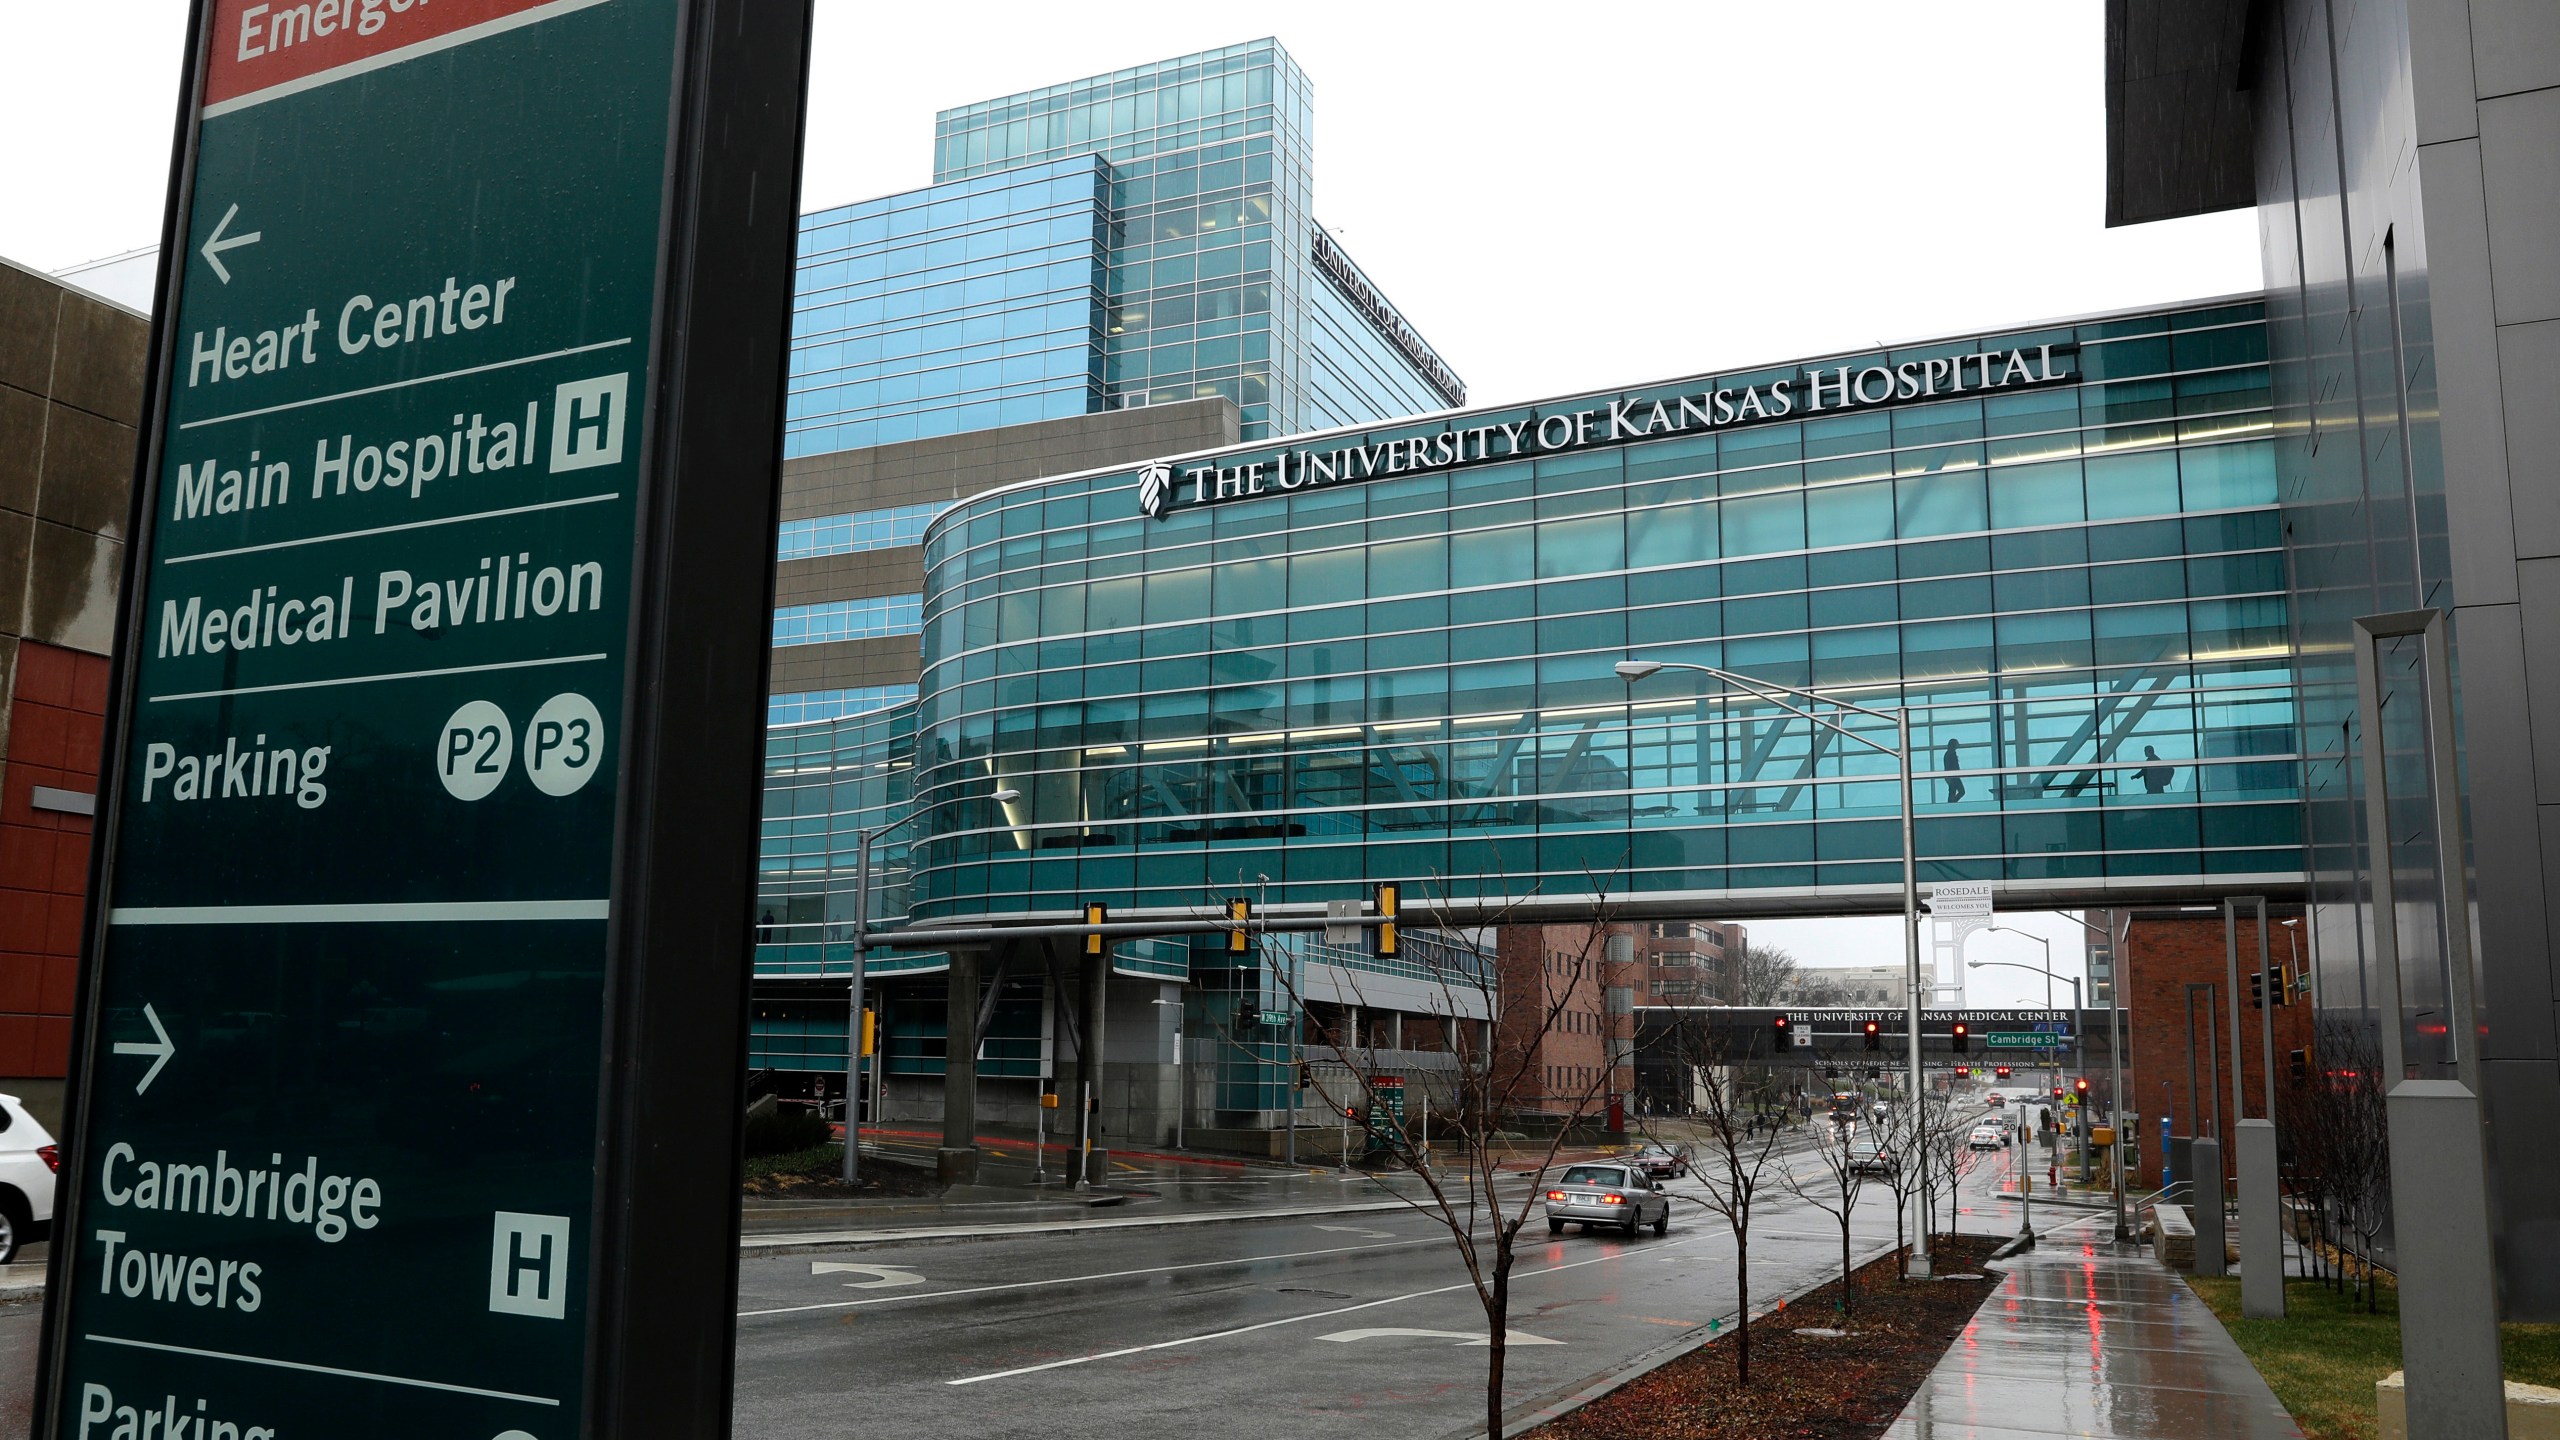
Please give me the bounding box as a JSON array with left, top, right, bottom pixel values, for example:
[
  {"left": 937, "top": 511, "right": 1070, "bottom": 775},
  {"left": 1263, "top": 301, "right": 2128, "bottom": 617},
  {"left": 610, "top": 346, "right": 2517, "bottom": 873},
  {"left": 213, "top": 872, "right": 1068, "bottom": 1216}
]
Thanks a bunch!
[
  {"left": 1774, "top": 1015, "right": 1791, "bottom": 1033},
  {"left": 2073, "top": 1077, "right": 2089, "bottom": 1094},
  {"left": 1995, "top": 1066, "right": 2012, "bottom": 1078}
]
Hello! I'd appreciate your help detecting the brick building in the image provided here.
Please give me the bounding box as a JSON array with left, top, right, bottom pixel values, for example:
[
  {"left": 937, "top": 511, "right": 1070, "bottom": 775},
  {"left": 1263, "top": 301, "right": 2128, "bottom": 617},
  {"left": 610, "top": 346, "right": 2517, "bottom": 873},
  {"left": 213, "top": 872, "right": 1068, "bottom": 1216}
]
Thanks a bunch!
[
  {"left": 2111, "top": 905, "right": 2314, "bottom": 1189},
  {"left": 1635, "top": 919, "right": 1746, "bottom": 1005},
  {"left": 1495, "top": 923, "right": 1638, "bottom": 1120},
  {"left": 0, "top": 258, "right": 147, "bottom": 1129}
]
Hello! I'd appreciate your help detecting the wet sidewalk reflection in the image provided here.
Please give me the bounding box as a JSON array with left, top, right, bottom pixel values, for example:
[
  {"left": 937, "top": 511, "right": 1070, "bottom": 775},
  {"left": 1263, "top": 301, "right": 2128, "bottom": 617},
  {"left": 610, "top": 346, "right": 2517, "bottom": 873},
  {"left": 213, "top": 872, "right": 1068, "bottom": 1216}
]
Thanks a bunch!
[{"left": 1885, "top": 1232, "right": 2301, "bottom": 1438}]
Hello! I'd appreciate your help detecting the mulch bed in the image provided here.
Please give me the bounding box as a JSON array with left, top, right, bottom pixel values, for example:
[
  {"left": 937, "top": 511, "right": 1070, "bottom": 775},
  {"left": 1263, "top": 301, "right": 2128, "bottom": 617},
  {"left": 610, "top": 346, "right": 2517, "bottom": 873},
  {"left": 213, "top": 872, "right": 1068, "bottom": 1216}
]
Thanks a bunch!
[
  {"left": 740, "top": 1146, "right": 943, "bottom": 1199},
  {"left": 1530, "top": 1234, "right": 2006, "bottom": 1440}
]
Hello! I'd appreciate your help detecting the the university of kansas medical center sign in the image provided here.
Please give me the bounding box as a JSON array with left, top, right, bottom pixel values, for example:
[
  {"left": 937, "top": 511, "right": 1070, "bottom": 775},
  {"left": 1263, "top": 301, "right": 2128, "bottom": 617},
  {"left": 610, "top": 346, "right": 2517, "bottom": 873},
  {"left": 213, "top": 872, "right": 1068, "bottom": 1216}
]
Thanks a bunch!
[{"left": 1136, "top": 342, "right": 2077, "bottom": 520}]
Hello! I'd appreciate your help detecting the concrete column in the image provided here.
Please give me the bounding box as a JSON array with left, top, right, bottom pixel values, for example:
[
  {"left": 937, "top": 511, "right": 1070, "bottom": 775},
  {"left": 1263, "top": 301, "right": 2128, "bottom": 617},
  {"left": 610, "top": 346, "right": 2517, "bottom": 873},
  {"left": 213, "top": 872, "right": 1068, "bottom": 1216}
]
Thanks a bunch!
[
  {"left": 1079, "top": 948, "right": 1110, "bottom": 1185},
  {"left": 2387, "top": 1082, "right": 2509, "bottom": 1440},
  {"left": 2192, "top": 1136, "right": 2226, "bottom": 1277},
  {"left": 938, "top": 946, "right": 980, "bottom": 1184},
  {"left": 2237, "top": 1119, "right": 2285, "bottom": 1317}
]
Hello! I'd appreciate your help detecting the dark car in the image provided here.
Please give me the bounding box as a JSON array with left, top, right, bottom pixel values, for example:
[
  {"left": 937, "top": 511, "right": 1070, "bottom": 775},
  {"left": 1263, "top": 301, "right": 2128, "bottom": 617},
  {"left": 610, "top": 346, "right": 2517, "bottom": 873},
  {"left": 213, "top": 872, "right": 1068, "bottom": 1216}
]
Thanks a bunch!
[{"left": 1630, "top": 1143, "right": 1691, "bottom": 1179}]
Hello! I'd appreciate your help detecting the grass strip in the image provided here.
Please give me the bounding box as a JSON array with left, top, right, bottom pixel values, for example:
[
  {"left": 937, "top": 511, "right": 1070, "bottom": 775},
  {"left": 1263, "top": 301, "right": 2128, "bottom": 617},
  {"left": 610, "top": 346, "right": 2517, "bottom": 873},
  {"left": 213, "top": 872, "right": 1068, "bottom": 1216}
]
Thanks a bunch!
[{"left": 2187, "top": 1273, "right": 2560, "bottom": 1440}]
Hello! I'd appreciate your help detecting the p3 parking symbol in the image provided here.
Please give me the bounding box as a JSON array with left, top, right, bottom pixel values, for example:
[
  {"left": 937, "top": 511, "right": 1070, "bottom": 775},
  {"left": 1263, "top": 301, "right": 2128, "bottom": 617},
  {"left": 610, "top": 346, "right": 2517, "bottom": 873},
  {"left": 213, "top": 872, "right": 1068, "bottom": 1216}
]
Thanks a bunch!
[{"left": 439, "top": 694, "right": 605, "bottom": 801}]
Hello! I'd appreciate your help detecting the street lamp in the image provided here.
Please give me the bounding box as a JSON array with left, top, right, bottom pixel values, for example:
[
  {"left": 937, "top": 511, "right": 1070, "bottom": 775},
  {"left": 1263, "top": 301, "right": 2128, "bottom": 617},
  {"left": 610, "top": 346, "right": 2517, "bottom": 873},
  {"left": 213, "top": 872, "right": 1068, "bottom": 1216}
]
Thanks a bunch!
[
  {"left": 2050, "top": 909, "right": 2135, "bottom": 1241},
  {"left": 1980, "top": 926, "right": 2065, "bottom": 1109},
  {"left": 841, "top": 786, "right": 1018, "bottom": 1186},
  {"left": 1617, "top": 656, "right": 1936, "bottom": 1276},
  {"left": 1972, "top": 935, "right": 2089, "bottom": 1186}
]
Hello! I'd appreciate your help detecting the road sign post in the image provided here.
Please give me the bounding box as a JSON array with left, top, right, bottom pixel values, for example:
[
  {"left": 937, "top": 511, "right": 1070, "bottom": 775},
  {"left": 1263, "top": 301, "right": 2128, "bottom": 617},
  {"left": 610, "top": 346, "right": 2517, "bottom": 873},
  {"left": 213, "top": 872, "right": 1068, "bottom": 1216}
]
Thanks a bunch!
[{"left": 37, "top": 4, "right": 813, "bottom": 1437}]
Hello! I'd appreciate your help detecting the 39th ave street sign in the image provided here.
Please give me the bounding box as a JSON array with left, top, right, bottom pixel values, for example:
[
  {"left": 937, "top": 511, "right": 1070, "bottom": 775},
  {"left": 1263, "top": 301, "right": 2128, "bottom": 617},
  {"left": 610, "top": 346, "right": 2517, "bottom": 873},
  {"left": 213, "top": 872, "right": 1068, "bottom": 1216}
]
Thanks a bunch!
[{"left": 37, "top": 4, "right": 811, "bottom": 1437}]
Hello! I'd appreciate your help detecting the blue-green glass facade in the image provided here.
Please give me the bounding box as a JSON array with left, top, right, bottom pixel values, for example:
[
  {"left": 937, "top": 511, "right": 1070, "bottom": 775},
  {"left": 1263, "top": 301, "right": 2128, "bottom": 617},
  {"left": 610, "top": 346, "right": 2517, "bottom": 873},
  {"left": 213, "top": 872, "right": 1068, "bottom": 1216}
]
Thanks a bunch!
[
  {"left": 785, "top": 39, "right": 1460, "bottom": 458},
  {"left": 903, "top": 299, "right": 2298, "bottom": 923}
]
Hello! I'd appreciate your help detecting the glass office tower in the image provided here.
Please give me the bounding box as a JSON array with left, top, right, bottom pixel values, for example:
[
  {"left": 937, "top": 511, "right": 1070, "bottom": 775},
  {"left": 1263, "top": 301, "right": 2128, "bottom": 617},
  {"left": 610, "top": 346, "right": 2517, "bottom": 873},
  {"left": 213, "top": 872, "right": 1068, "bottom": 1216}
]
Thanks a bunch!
[{"left": 786, "top": 40, "right": 1463, "bottom": 457}]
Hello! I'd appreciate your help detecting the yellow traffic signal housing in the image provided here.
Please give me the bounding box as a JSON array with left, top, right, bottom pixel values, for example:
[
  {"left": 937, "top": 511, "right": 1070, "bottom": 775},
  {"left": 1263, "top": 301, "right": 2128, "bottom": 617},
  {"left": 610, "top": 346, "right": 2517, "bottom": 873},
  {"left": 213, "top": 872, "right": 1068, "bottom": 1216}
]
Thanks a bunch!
[
  {"left": 1084, "top": 902, "right": 1108, "bottom": 957},
  {"left": 1226, "top": 897, "right": 1252, "bottom": 954},
  {"left": 1373, "top": 882, "right": 1400, "bottom": 958}
]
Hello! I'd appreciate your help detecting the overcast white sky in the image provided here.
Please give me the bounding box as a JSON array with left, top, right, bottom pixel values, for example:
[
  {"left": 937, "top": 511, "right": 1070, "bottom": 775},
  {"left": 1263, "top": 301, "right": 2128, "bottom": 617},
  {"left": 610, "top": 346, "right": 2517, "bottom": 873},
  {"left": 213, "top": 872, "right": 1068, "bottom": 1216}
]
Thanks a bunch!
[{"left": 0, "top": 2, "right": 2260, "bottom": 1003}]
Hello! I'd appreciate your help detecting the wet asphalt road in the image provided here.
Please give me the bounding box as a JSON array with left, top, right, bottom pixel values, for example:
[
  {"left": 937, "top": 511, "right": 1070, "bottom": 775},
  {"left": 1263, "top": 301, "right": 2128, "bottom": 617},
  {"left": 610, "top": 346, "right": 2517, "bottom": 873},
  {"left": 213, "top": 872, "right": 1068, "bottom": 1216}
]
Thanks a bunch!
[
  {"left": 0, "top": 1115, "right": 2081, "bottom": 1436},
  {"left": 731, "top": 1126, "right": 2053, "bottom": 1440}
]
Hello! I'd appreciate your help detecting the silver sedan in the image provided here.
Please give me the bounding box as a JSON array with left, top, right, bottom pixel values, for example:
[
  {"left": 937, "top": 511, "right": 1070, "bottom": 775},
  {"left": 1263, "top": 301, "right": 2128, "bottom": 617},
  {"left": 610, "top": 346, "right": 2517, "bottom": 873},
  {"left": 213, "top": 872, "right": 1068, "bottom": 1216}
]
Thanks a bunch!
[{"left": 1543, "top": 1162, "right": 1671, "bottom": 1237}]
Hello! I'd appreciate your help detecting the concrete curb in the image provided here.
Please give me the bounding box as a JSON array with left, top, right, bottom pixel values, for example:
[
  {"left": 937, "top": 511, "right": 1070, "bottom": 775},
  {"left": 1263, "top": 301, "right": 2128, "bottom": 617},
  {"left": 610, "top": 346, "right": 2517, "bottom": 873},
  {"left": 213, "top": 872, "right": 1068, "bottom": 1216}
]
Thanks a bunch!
[{"left": 740, "top": 1196, "right": 1423, "bottom": 1254}]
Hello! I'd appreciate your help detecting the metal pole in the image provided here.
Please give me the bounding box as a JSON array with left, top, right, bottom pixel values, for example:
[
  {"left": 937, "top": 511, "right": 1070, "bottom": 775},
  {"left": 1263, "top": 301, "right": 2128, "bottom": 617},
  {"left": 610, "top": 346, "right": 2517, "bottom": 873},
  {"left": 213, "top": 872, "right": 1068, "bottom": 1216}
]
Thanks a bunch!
[
  {"left": 842, "top": 827, "right": 872, "bottom": 1186},
  {"left": 1287, "top": 941, "right": 1301, "bottom": 1169},
  {"left": 2108, "top": 910, "right": 2129, "bottom": 1240},
  {"left": 2224, "top": 898, "right": 2247, "bottom": 1128},
  {"left": 1899, "top": 710, "right": 1931, "bottom": 1277}
]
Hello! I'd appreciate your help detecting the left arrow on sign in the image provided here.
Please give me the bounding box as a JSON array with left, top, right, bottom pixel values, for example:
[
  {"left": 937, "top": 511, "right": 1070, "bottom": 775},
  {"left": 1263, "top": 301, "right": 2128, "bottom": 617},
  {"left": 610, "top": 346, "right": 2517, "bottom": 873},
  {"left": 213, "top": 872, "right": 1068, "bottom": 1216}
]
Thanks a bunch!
[
  {"left": 200, "top": 203, "right": 261, "bottom": 284},
  {"left": 111, "top": 1004, "right": 175, "bottom": 1094}
]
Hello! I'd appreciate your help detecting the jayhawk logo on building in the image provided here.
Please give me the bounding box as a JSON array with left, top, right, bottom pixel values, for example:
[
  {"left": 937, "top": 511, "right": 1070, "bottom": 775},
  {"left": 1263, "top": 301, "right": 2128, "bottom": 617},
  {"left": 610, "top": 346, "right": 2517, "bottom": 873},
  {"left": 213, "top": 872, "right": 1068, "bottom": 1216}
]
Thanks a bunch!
[{"left": 1137, "top": 460, "right": 1173, "bottom": 519}]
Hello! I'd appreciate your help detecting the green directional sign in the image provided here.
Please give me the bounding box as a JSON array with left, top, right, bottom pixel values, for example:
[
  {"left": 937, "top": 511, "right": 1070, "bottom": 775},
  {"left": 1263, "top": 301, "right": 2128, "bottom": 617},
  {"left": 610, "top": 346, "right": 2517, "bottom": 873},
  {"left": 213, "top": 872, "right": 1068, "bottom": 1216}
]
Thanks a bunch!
[
  {"left": 41, "top": 3, "right": 810, "bottom": 1436},
  {"left": 1985, "top": 1031, "right": 2074, "bottom": 1049}
]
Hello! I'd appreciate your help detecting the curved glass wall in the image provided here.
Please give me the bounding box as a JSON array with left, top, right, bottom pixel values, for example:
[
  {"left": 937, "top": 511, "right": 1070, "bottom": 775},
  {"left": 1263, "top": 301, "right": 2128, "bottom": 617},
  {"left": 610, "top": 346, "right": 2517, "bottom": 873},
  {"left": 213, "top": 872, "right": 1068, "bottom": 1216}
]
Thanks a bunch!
[{"left": 907, "top": 300, "right": 2297, "bottom": 922}]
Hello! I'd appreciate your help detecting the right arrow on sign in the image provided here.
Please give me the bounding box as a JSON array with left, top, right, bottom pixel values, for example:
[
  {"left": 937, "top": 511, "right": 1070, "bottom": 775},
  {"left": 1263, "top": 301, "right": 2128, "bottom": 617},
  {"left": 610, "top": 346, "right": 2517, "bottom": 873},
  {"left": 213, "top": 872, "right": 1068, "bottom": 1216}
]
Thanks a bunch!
[{"left": 112, "top": 1003, "right": 175, "bottom": 1094}]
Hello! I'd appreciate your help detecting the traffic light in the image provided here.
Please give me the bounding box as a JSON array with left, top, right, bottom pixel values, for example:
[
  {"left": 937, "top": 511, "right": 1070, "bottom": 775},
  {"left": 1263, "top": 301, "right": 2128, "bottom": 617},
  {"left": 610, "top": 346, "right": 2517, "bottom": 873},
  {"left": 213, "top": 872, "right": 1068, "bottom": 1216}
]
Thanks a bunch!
[
  {"left": 1995, "top": 1065, "right": 2012, "bottom": 1079},
  {"left": 1372, "top": 881, "right": 1400, "bottom": 959},
  {"left": 1773, "top": 1015, "right": 1791, "bottom": 1045},
  {"left": 2051, "top": 1086, "right": 2064, "bottom": 1101},
  {"left": 2248, "top": 968, "right": 2265, "bottom": 1009},
  {"left": 1296, "top": 1061, "right": 1314, "bottom": 1090},
  {"left": 1226, "top": 897, "right": 1252, "bottom": 954},
  {"left": 2288, "top": 1048, "right": 2309, "bottom": 1082},
  {"left": 1083, "top": 902, "right": 1108, "bottom": 957},
  {"left": 1951, "top": 1021, "right": 1969, "bottom": 1055},
  {"left": 2269, "top": 965, "right": 2290, "bottom": 1007},
  {"left": 1862, "top": 1020, "right": 1881, "bottom": 1051},
  {"left": 2073, "top": 1077, "right": 2089, "bottom": 1100}
]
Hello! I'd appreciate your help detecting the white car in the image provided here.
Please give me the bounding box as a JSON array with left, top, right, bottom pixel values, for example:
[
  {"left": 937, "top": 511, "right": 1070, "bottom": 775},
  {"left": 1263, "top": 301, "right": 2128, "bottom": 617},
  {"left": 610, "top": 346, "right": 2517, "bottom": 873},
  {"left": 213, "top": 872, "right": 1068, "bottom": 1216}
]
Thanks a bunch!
[
  {"left": 1968, "top": 1122, "right": 2010, "bottom": 1151},
  {"left": 0, "top": 1094, "right": 57, "bottom": 1263},
  {"left": 1544, "top": 1163, "right": 1672, "bottom": 1237}
]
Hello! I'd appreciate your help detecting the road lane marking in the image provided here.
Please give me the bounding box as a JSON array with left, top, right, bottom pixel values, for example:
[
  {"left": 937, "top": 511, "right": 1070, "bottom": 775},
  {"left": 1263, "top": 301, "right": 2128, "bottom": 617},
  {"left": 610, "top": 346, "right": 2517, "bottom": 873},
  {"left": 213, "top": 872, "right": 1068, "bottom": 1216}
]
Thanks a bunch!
[
  {"left": 737, "top": 1236, "right": 1439, "bottom": 1319},
  {"left": 1318, "top": 1328, "right": 1560, "bottom": 1347},
  {"left": 810, "top": 1262, "right": 924, "bottom": 1289},
  {"left": 943, "top": 1233, "right": 1718, "bottom": 1385},
  {"left": 85, "top": 1334, "right": 557, "bottom": 1406}
]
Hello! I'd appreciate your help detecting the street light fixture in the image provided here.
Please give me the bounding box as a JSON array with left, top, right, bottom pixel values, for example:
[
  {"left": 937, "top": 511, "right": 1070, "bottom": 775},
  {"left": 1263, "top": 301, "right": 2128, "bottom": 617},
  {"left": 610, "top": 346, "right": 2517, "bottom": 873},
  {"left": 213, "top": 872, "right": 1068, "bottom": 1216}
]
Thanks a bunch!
[{"left": 1617, "top": 655, "right": 1936, "bottom": 1276}]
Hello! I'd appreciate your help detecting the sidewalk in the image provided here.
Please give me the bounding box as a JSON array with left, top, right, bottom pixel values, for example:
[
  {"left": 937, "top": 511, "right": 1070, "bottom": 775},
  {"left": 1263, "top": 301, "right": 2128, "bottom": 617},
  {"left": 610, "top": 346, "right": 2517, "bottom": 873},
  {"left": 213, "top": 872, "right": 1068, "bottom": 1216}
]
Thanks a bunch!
[{"left": 1884, "top": 1230, "right": 2302, "bottom": 1439}]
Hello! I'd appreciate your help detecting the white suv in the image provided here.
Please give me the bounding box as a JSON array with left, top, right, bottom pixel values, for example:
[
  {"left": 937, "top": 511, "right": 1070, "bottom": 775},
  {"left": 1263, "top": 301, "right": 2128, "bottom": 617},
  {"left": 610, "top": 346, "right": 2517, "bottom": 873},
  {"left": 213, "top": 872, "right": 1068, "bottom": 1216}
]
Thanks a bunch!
[{"left": 0, "top": 1094, "right": 59, "bottom": 1263}]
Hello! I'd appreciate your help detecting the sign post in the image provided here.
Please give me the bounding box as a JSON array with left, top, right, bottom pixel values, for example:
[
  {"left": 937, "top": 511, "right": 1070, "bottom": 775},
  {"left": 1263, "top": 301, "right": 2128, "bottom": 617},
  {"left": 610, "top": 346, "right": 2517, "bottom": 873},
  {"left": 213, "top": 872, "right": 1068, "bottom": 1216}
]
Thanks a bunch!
[{"left": 37, "top": 3, "right": 812, "bottom": 1437}]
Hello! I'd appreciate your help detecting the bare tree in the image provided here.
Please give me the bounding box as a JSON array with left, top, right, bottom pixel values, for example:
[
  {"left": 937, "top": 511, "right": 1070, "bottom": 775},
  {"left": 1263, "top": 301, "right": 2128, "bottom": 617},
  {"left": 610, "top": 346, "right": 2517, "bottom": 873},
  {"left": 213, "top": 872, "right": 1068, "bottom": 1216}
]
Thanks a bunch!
[
  {"left": 1781, "top": 1107, "right": 1872, "bottom": 1319},
  {"left": 1919, "top": 1091, "right": 1971, "bottom": 1244},
  {"left": 1869, "top": 1097, "right": 1929, "bottom": 1276},
  {"left": 2311, "top": 1016, "right": 2390, "bottom": 1312},
  {"left": 1725, "top": 939, "right": 1803, "bottom": 1006},
  {"left": 1262, "top": 879, "right": 1633, "bottom": 1440},
  {"left": 1668, "top": 1023, "right": 1786, "bottom": 1383}
]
